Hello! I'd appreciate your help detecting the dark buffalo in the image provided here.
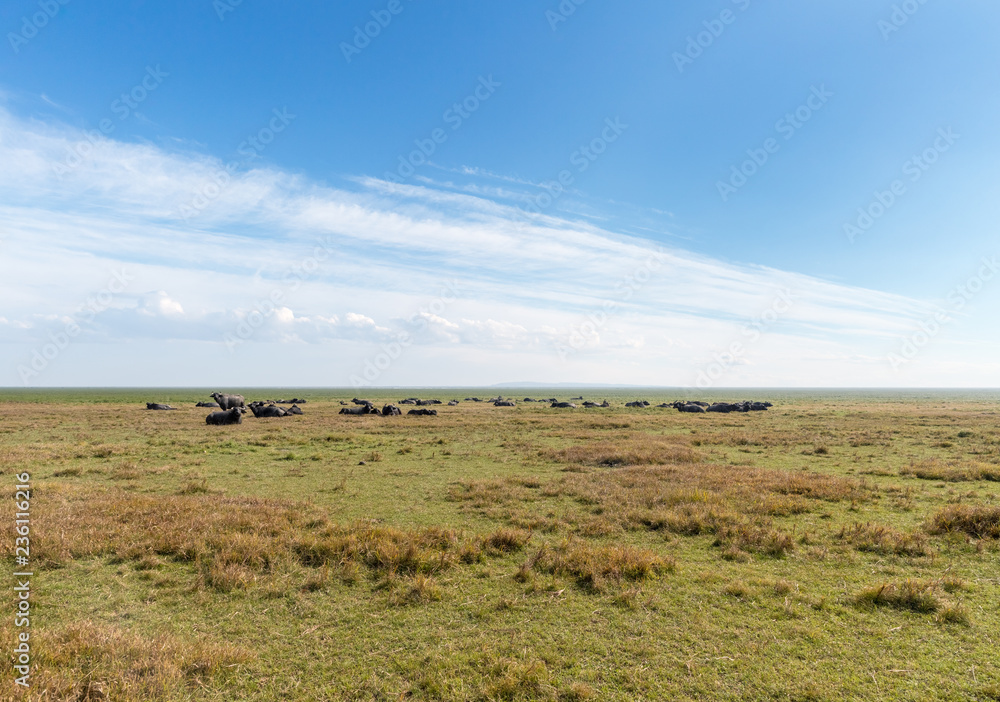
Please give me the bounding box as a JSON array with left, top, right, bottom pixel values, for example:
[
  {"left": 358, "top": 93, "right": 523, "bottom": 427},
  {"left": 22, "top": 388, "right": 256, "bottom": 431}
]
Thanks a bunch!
[
  {"left": 340, "top": 405, "right": 379, "bottom": 415},
  {"left": 210, "top": 392, "right": 245, "bottom": 410},
  {"left": 381, "top": 404, "right": 402, "bottom": 416},
  {"left": 248, "top": 401, "right": 294, "bottom": 418},
  {"left": 583, "top": 400, "right": 610, "bottom": 408},
  {"left": 352, "top": 398, "right": 374, "bottom": 406},
  {"left": 494, "top": 400, "right": 516, "bottom": 407},
  {"left": 447, "top": 400, "right": 459, "bottom": 406},
  {"left": 287, "top": 405, "right": 304, "bottom": 415},
  {"left": 625, "top": 401, "right": 650, "bottom": 408},
  {"left": 407, "top": 408, "right": 438, "bottom": 416},
  {"left": 550, "top": 402, "right": 577, "bottom": 408},
  {"left": 707, "top": 403, "right": 735, "bottom": 413},
  {"left": 195, "top": 401, "right": 220, "bottom": 408},
  {"left": 206, "top": 407, "right": 244, "bottom": 425},
  {"left": 399, "top": 399, "right": 418, "bottom": 405},
  {"left": 145, "top": 403, "right": 177, "bottom": 410},
  {"left": 677, "top": 403, "right": 707, "bottom": 413}
]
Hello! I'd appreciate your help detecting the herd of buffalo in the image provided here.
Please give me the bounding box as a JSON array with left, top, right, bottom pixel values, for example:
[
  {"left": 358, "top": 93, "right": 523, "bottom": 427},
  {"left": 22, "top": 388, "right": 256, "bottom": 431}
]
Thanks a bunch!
[{"left": 144, "top": 393, "right": 773, "bottom": 426}]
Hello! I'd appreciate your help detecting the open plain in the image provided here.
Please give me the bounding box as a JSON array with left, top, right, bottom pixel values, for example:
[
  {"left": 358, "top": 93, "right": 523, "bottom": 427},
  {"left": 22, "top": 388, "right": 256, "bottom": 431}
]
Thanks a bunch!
[{"left": 2, "top": 388, "right": 999, "bottom": 701}]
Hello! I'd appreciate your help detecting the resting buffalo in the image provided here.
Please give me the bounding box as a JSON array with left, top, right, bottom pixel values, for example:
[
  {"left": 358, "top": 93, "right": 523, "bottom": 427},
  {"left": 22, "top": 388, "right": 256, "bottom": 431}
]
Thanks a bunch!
[
  {"left": 582, "top": 400, "right": 610, "bottom": 408},
  {"left": 340, "top": 405, "right": 380, "bottom": 415},
  {"left": 195, "top": 401, "right": 220, "bottom": 408},
  {"left": 447, "top": 400, "right": 459, "bottom": 406},
  {"left": 550, "top": 402, "right": 577, "bottom": 408},
  {"left": 407, "top": 408, "right": 437, "bottom": 416},
  {"left": 145, "top": 403, "right": 177, "bottom": 410},
  {"left": 625, "top": 401, "right": 650, "bottom": 408},
  {"left": 206, "top": 407, "right": 244, "bottom": 425},
  {"left": 677, "top": 403, "right": 707, "bottom": 413},
  {"left": 707, "top": 403, "right": 735, "bottom": 413},
  {"left": 248, "top": 401, "right": 299, "bottom": 418},
  {"left": 494, "top": 400, "right": 516, "bottom": 407},
  {"left": 287, "top": 405, "right": 303, "bottom": 415},
  {"left": 211, "top": 392, "right": 245, "bottom": 410},
  {"left": 381, "top": 404, "right": 402, "bottom": 416},
  {"left": 352, "top": 398, "right": 374, "bottom": 406}
]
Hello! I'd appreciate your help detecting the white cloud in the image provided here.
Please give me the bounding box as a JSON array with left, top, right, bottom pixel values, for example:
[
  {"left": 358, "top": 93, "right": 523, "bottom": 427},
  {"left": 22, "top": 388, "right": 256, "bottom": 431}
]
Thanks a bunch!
[{"left": 0, "top": 106, "right": 997, "bottom": 386}]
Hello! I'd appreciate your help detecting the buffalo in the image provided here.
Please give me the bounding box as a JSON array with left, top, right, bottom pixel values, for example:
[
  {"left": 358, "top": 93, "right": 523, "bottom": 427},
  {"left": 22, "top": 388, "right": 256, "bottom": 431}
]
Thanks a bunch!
[
  {"left": 407, "top": 408, "right": 438, "bottom": 416},
  {"left": 706, "top": 403, "right": 735, "bottom": 413},
  {"left": 677, "top": 403, "right": 707, "bottom": 413},
  {"left": 352, "top": 398, "right": 374, "bottom": 406},
  {"left": 195, "top": 401, "right": 220, "bottom": 408},
  {"left": 381, "top": 404, "right": 402, "bottom": 416},
  {"left": 582, "top": 400, "right": 610, "bottom": 408},
  {"left": 550, "top": 402, "right": 577, "bottom": 408},
  {"left": 210, "top": 392, "right": 245, "bottom": 410},
  {"left": 447, "top": 400, "right": 459, "bottom": 406},
  {"left": 206, "top": 407, "right": 244, "bottom": 425},
  {"left": 145, "top": 403, "right": 177, "bottom": 410},
  {"left": 248, "top": 401, "right": 299, "bottom": 418},
  {"left": 494, "top": 400, "right": 516, "bottom": 407},
  {"left": 625, "top": 401, "right": 650, "bottom": 408},
  {"left": 340, "top": 405, "right": 380, "bottom": 415}
]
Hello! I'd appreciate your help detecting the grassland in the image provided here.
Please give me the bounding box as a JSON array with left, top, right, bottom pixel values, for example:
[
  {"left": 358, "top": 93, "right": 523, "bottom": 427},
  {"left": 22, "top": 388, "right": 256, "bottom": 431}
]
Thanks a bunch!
[{"left": 2, "top": 388, "right": 999, "bottom": 701}]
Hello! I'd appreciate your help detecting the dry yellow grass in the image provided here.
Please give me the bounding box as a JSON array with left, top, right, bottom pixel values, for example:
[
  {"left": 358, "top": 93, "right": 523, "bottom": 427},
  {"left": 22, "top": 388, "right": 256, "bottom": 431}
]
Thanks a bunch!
[
  {"left": 927, "top": 504, "right": 1000, "bottom": 538},
  {"left": 837, "top": 522, "right": 933, "bottom": 557},
  {"left": 527, "top": 539, "right": 675, "bottom": 591},
  {"left": 0, "top": 619, "right": 252, "bottom": 701},
  {"left": 544, "top": 434, "right": 702, "bottom": 466},
  {"left": 901, "top": 458, "right": 1000, "bottom": 482}
]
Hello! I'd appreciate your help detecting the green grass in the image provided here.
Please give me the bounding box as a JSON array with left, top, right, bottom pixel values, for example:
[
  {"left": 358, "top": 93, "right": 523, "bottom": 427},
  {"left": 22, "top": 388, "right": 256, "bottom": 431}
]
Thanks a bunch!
[{"left": 2, "top": 388, "right": 1000, "bottom": 700}]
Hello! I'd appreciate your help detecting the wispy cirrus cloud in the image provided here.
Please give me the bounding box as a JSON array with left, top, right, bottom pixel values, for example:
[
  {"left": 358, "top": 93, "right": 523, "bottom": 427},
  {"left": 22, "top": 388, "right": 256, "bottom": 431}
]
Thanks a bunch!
[{"left": 1, "top": 105, "right": 992, "bottom": 387}]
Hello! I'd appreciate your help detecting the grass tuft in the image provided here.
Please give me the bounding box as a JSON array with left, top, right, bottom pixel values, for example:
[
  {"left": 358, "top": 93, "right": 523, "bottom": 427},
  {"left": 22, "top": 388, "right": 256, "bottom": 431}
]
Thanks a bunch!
[
  {"left": 927, "top": 504, "right": 1000, "bottom": 539},
  {"left": 837, "top": 522, "right": 932, "bottom": 557}
]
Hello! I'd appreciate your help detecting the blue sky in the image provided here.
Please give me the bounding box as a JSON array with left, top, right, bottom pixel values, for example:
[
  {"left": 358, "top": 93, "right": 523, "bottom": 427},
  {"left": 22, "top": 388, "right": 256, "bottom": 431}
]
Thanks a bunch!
[{"left": 1, "top": 0, "right": 998, "bottom": 387}]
